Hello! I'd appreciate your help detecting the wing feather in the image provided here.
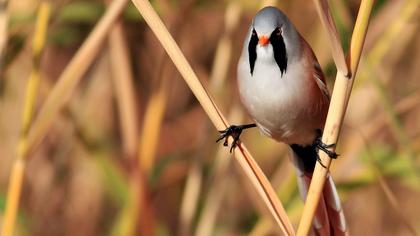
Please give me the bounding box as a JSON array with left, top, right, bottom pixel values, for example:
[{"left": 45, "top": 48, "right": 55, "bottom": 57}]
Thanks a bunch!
[{"left": 313, "top": 62, "right": 331, "bottom": 100}]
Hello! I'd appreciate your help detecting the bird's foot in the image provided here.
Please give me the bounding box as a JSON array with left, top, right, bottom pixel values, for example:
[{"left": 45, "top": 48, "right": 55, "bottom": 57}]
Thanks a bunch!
[
  {"left": 216, "top": 124, "right": 256, "bottom": 153},
  {"left": 313, "top": 137, "right": 339, "bottom": 168}
]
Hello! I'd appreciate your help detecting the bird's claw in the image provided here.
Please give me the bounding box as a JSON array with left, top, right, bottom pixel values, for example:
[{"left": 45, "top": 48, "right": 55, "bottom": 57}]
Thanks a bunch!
[
  {"left": 314, "top": 138, "right": 339, "bottom": 168},
  {"left": 216, "top": 125, "right": 243, "bottom": 153}
]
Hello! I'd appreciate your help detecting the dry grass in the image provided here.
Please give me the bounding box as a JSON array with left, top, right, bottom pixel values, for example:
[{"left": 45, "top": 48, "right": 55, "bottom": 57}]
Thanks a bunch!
[
  {"left": 1, "top": 0, "right": 419, "bottom": 235},
  {"left": 26, "top": 0, "right": 128, "bottom": 155},
  {"left": 312, "top": 0, "right": 348, "bottom": 76},
  {"left": 0, "top": 0, "right": 8, "bottom": 73},
  {"left": 108, "top": 18, "right": 138, "bottom": 160}
]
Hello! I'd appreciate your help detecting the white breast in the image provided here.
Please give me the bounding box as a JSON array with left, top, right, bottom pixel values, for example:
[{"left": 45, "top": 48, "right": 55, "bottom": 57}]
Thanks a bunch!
[{"left": 237, "top": 45, "right": 318, "bottom": 145}]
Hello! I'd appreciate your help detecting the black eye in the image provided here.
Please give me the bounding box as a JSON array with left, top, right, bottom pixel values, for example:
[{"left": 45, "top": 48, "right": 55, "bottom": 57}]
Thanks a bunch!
[
  {"left": 273, "top": 27, "right": 282, "bottom": 37},
  {"left": 248, "top": 28, "right": 259, "bottom": 75}
]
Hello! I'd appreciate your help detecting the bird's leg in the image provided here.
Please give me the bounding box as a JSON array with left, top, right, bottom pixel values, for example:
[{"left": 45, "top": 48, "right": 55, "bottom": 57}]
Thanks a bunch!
[
  {"left": 313, "top": 136, "right": 339, "bottom": 168},
  {"left": 216, "top": 124, "right": 257, "bottom": 153}
]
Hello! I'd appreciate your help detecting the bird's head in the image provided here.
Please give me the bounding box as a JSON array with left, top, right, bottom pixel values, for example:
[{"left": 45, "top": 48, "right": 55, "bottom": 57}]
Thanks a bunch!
[{"left": 247, "top": 6, "right": 300, "bottom": 76}]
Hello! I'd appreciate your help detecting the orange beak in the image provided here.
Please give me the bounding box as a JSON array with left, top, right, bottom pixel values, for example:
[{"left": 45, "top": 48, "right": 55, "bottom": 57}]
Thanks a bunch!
[{"left": 258, "top": 35, "right": 269, "bottom": 46}]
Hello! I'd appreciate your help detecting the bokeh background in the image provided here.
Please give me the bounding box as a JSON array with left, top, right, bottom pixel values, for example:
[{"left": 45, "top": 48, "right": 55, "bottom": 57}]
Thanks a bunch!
[{"left": 1, "top": 0, "right": 420, "bottom": 235}]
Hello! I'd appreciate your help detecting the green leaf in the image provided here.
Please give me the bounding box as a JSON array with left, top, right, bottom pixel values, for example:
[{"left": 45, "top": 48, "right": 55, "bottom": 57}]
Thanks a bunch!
[
  {"left": 361, "top": 144, "right": 420, "bottom": 190},
  {"left": 49, "top": 26, "right": 83, "bottom": 46},
  {"left": 57, "top": 1, "right": 104, "bottom": 24},
  {"left": 95, "top": 155, "right": 129, "bottom": 206},
  {"left": 0, "top": 193, "right": 5, "bottom": 212},
  {"left": 123, "top": 2, "right": 143, "bottom": 22}
]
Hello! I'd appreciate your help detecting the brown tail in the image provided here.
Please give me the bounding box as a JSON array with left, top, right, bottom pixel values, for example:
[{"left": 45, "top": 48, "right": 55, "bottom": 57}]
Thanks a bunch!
[{"left": 290, "top": 145, "right": 347, "bottom": 236}]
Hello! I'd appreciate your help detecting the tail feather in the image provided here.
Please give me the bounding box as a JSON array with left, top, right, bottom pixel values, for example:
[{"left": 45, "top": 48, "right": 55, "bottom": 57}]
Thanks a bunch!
[
  {"left": 296, "top": 172, "right": 331, "bottom": 236},
  {"left": 289, "top": 145, "right": 347, "bottom": 236},
  {"left": 323, "top": 175, "right": 348, "bottom": 236}
]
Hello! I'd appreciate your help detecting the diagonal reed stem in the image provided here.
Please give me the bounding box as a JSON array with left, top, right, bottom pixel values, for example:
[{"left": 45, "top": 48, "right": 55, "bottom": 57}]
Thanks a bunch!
[
  {"left": 129, "top": 0, "right": 295, "bottom": 235},
  {"left": 296, "top": 0, "right": 375, "bottom": 235},
  {"left": 25, "top": 0, "right": 128, "bottom": 157}
]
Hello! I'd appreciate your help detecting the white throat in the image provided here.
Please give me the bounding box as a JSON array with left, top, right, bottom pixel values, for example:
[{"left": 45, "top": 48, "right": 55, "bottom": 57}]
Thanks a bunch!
[{"left": 256, "top": 44, "right": 275, "bottom": 63}]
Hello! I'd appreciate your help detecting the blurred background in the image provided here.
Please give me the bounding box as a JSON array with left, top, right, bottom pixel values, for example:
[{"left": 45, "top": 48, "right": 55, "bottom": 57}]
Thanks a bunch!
[{"left": 0, "top": 0, "right": 419, "bottom": 235}]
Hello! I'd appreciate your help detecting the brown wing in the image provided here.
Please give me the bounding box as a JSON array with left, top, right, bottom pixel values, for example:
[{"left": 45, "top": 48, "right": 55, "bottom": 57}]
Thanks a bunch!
[{"left": 313, "top": 58, "right": 331, "bottom": 101}]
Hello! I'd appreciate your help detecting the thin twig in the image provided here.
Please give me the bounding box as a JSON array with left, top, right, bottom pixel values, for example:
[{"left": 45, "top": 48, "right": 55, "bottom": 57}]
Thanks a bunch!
[
  {"left": 313, "top": 0, "right": 349, "bottom": 76},
  {"left": 108, "top": 20, "right": 139, "bottom": 160},
  {"left": 107, "top": 13, "right": 142, "bottom": 236},
  {"left": 296, "top": 1, "right": 375, "bottom": 235}
]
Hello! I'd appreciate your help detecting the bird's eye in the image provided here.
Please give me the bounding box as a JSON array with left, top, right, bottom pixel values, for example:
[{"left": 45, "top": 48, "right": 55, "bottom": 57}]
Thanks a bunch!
[
  {"left": 275, "top": 27, "right": 282, "bottom": 37},
  {"left": 252, "top": 29, "right": 257, "bottom": 37}
]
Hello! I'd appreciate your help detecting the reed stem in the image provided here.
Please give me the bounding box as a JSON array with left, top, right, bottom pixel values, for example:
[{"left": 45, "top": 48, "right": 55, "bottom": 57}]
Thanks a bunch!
[
  {"left": 296, "top": 0, "right": 375, "bottom": 235},
  {"left": 2, "top": 2, "right": 51, "bottom": 236}
]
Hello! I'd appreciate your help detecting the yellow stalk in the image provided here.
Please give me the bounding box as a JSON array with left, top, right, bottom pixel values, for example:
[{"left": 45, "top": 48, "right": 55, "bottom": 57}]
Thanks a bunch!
[
  {"left": 110, "top": 177, "right": 140, "bottom": 236},
  {"left": 137, "top": 0, "right": 194, "bottom": 176},
  {"left": 2, "top": 159, "right": 25, "bottom": 236},
  {"left": 260, "top": 0, "right": 279, "bottom": 8},
  {"left": 138, "top": 76, "right": 169, "bottom": 174},
  {"left": 108, "top": 19, "right": 139, "bottom": 160},
  {"left": 130, "top": 0, "right": 295, "bottom": 235},
  {"left": 2, "top": 2, "right": 50, "bottom": 236},
  {"left": 296, "top": 0, "right": 374, "bottom": 235},
  {"left": 25, "top": 0, "right": 128, "bottom": 157}
]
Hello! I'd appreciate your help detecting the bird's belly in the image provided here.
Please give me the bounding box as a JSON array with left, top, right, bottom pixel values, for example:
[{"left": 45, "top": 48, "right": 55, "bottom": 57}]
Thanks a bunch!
[{"left": 238, "top": 60, "right": 318, "bottom": 145}]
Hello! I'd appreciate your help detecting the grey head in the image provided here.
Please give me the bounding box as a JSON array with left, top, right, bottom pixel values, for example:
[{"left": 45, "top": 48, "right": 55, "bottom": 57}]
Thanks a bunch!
[{"left": 246, "top": 6, "right": 302, "bottom": 76}]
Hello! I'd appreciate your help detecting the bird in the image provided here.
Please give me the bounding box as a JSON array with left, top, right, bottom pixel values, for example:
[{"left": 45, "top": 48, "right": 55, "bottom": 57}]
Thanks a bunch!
[{"left": 216, "top": 6, "right": 347, "bottom": 236}]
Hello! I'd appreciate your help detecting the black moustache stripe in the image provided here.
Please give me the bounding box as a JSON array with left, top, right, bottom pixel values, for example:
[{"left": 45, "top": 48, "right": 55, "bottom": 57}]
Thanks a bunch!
[
  {"left": 270, "top": 28, "right": 287, "bottom": 76},
  {"left": 248, "top": 29, "right": 258, "bottom": 75},
  {"left": 247, "top": 28, "right": 288, "bottom": 77}
]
